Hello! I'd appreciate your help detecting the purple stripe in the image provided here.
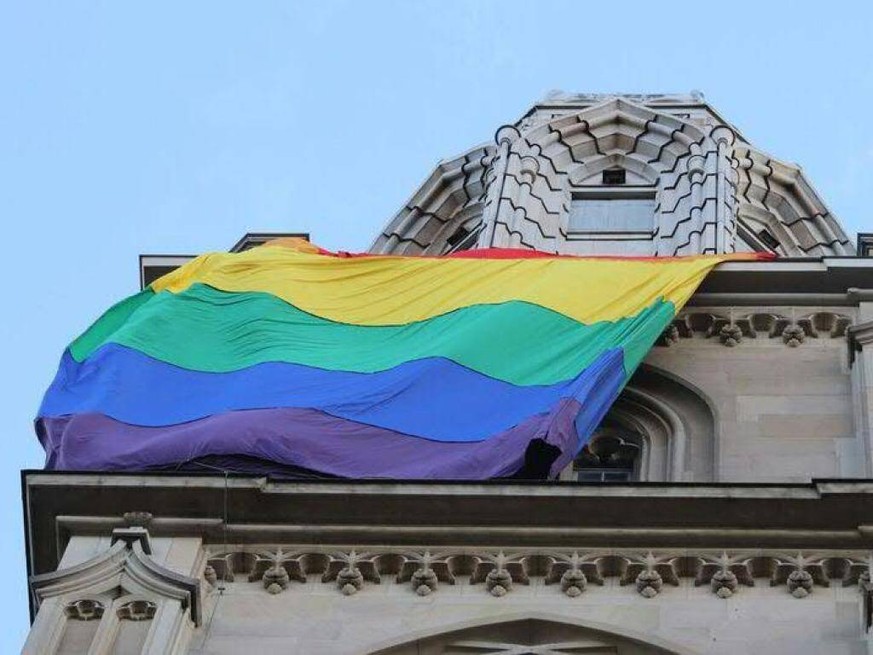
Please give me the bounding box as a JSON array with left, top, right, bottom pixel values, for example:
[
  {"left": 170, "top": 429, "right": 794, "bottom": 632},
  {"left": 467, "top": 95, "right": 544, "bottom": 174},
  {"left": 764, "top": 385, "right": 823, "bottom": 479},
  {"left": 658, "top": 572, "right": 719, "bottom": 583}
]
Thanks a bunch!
[{"left": 37, "top": 402, "right": 587, "bottom": 479}]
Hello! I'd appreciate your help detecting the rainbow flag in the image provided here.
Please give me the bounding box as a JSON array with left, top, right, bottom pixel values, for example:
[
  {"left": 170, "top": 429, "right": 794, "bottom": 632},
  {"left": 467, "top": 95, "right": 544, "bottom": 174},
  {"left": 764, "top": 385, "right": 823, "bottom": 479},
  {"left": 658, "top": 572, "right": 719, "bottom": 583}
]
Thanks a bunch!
[{"left": 36, "top": 241, "right": 765, "bottom": 479}]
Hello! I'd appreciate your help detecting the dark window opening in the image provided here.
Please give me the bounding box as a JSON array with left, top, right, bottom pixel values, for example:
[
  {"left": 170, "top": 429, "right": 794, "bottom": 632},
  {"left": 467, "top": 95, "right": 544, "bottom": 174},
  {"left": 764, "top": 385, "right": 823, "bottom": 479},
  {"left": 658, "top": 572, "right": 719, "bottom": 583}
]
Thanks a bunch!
[
  {"left": 602, "top": 169, "right": 626, "bottom": 185},
  {"left": 575, "top": 468, "right": 634, "bottom": 483},
  {"left": 446, "top": 226, "right": 471, "bottom": 247},
  {"left": 444, "top": 224, "right": 482, "bottom": 253},
  {"left": 757, "top": 229, "right": 781, "bottom": 250},
  {"left": 572, "top": 431, "right": 641, "bottom": 482}
]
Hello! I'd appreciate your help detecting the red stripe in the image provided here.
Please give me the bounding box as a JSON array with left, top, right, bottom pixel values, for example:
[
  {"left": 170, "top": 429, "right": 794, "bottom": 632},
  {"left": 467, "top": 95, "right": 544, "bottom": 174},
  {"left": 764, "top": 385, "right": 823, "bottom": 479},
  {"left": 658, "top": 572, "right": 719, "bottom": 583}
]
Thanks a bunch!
[{"left": 313, "top": 246, "right": 775, "bottom": 262}]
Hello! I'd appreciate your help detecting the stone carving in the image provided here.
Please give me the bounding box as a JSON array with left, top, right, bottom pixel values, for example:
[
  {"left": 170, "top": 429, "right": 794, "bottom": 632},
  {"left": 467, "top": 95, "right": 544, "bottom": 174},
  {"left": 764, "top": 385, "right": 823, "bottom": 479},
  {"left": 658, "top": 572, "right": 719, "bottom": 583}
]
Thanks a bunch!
[
  {"left": 615, "top": 552, "right": 680, "bottom": 598},
  {"left": 31, "top": 528, "right": 201, "bottom": 626},
  {"left": 710, "top": 569, "right": 739, "bottom": 598},
  {"left": 406, "top": 551, "right": 439, "bottom": 596},
  {"left": 470, "top": 552, "right": 530, "bottom": 597},
  {"left": 483, "top": 553, "right": 514, "bottom": 597},
  {"left": 117, "top": 599, "right": 157, "bottom": 621},
  {"left": 787, "top": 569, "right": 814, "bottom": 598},
  {"left": 205, "top": 552, "right": 236, "bottom": 583},
  {"left": 718, "top": 322, "right": 743, "bottom": 347},
  {"left": 695, "top": 552, "right": 754, "bottom": 598},
  {"left": 631, "top": 553, "right": 666, "bottom": 598},
  {"left": 324, "top": 550, "right": 369, "bottom": 596},
  {"left": 263, "top": 566, "right": 290, "bottom": 595},
  {"left": 661, "top": 310, "right": 852, "bottom": 348},
  {"left": 122, "top": 511, "right": 153, "bottom": 527},
  {"left": 395, "top": 551, "right": 456, "bottom": 596},
  {"left": 64, "top": 599, "right": 104, "bottom": 621},
  {"left": 768, "top": 553, "right": 834, "bottom": 599},
  {"left": 248, "top": 548, "right": 297, "bottom": 594},
  {"left": 556, "top": 552, "right": 588, "bottom": 597},
  {"left": 659, "top": 324, "right": 680, "bottom": 346},
  {"left": 545, "top": 551, "right": 605, "bottom": 597},
  {"left": 782, "top": 323, "right": 805, "bottom": 347},
  {"left": 199, "top": 546, "right": 872, "bottom": 602}
]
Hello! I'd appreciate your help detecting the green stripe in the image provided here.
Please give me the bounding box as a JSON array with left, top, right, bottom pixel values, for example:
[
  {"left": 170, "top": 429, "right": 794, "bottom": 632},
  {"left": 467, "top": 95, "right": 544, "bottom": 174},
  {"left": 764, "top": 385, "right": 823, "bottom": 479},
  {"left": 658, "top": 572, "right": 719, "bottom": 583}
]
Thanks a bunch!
[
  {"left": 70, "top": 289, "right": 154, "bottom": 361},
  {"left": 71, "top": 284, "right": 674, "bottom": 386}
]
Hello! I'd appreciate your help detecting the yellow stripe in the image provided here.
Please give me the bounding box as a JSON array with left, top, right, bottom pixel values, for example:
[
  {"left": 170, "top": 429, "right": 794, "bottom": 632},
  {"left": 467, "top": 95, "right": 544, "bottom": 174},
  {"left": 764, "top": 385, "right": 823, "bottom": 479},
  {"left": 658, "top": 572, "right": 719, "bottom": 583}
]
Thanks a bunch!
[{"left": 151, "top": 248, "right": 752, "bottom": 326}]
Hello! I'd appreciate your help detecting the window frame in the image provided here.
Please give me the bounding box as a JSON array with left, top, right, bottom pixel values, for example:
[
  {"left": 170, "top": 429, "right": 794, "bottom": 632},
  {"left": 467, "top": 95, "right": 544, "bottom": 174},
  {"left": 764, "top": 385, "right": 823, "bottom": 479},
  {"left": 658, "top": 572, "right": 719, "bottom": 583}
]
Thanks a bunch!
[{"left": 566, "top": 186, "right": 657, "bottom": 240}]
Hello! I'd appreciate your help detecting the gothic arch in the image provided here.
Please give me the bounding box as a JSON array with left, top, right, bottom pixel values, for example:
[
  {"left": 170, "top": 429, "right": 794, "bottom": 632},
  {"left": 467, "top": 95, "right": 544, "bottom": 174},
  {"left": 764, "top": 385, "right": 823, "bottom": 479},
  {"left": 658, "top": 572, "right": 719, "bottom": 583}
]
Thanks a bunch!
[
  {"left": 366, "top": 612, "right": 697, "bottom": 655},
  {"left": 567, "top": 364, "right": 717, "bottom": 482},
  {"left": 567, "top": 152, "right": 662, "bottom": 186}
]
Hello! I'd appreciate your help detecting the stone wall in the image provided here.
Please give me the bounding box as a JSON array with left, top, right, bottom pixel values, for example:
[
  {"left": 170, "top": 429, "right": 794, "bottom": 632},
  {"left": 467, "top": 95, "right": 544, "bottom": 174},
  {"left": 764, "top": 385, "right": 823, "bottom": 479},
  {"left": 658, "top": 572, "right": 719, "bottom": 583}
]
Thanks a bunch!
[{"left": 644, "top": 306, "right": 858, "bottom": 482}]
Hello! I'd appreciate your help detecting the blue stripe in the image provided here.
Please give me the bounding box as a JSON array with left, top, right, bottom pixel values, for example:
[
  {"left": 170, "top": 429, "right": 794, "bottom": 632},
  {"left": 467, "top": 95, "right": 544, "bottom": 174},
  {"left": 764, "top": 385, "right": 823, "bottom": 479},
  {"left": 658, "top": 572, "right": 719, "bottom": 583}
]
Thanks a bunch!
[{"left": 39, "top": 344, "right": 626, "bottom": 443}]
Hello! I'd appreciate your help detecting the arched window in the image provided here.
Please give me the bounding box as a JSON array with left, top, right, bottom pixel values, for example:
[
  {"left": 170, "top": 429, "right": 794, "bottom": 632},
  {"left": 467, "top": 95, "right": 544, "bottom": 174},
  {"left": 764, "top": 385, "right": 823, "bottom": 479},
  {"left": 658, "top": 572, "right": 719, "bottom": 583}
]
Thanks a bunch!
[
  {"left": 560, "top": 365, "right": 717, "bottom": 483},
  {"left": 572, "top": 424, "right": 643, "bottom": 482}
]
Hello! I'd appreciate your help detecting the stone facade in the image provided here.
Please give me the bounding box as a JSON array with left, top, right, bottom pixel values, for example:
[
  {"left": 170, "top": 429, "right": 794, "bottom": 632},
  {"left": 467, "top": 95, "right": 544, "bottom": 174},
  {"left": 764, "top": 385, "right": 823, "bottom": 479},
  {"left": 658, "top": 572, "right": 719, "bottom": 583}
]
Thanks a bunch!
[
  {"left": 371, "top": 93, "right": 852, "bottom": 258},
  {"left": 20, "top": 93, "right": 873, "bottom": 653}
]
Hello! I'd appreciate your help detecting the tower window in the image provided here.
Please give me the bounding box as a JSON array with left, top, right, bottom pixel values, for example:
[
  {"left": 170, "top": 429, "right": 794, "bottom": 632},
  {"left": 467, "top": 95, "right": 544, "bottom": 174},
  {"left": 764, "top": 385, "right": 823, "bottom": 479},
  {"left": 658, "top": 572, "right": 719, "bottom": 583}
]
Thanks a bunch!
[
  {"left": 757, "top": 229, "right": 781, "bottom": 250},
  {"left": 602, "top": 169, "right": 626, "bottom": 185},
  {"left": 568, "top": 190, "right": 655, "bottom": 233}
]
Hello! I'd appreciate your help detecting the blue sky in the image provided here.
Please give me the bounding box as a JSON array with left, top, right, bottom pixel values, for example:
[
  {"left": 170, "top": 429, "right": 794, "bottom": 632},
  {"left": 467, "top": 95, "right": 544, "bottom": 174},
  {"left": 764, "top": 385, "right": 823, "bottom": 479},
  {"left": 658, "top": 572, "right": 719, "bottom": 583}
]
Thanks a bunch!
[{"left": 1, "top": 0, "right": 871, "bottom": 647}]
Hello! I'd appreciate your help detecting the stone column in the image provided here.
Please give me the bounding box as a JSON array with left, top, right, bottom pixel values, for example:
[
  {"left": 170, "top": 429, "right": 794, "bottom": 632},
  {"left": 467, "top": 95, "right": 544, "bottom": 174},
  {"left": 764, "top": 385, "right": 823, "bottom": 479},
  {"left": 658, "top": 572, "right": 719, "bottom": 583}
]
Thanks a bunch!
[
  {"left": 849, "top": 291, "right": 873, "bottom": 476},
  {"left": 478, "top": 125, "right": 518, "bottom": 248},
  {"left": 711, "top": 126, "right": 737, "bottom": 254}
]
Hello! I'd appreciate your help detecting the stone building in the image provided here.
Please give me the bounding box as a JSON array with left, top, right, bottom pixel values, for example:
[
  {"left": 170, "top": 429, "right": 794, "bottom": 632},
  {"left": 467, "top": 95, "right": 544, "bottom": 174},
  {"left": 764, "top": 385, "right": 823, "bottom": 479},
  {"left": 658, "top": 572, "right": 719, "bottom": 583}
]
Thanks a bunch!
[{"left": 21, "top": 93, "right": 873, "bottom": 654}]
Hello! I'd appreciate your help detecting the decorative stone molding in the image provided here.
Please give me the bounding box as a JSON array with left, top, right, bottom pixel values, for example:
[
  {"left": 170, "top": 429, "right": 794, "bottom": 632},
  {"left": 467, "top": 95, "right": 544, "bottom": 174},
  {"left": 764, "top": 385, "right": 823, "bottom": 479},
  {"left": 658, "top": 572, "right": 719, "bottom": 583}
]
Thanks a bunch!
[
  {"left": 122, "top": 511, "right": 153, "bottom": 528},
  {"left": 398, "top": 551, "right": 443, "bottom": 596},
  {"left": 545, "top": 552, "right": 593, "bottom": 597},
  {"left": 658, "top": 310, "right": 852, "bottom": 347},
  {"left": 31, "top": 529, "right": 200, "bottom": 623},
  {"left": 203, "top": 546, "right": 869, "bottom": 601},
  {"left": 116, "top": 599, "right": 157, "bottom": 621},
  {"left": 694, "top": 552, "right": 753, "bottom": 598},
  {"left": 619, "top": 553, "right": 677, "bottom": 598},
  {"left": 63, "top": 598, "right": 104, "bottom": 621},
  {"left": 25, "top": 527, "right": 201, "bottom": 655},
  {"left": 718, "top": 322, "right": 743, "bottom": 347}
]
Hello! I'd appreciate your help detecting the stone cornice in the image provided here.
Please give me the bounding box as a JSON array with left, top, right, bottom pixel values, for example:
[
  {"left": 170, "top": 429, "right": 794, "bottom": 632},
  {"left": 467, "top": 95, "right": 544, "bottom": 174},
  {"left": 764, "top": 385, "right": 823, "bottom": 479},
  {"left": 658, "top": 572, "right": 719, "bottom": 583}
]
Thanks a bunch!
[
  {"left": 696, "top": 260, "right": 873, "bottom": 297},
  {"left": 201, "top": 545, "right": 871, "bottom": 601},
  {"left": 22, "top": 473, "right": 873, "bottom": 566}
]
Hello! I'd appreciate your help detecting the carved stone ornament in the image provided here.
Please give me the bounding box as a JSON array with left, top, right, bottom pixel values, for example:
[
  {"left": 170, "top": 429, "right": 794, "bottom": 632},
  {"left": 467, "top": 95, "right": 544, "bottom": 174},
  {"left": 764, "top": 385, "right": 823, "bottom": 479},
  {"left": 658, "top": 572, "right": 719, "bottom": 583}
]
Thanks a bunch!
[
  {"left": 30, "top": 528, "right": 201, "bottom": 626},
  {"left": 711, "top": 569, "right": 739, "bottom": 598},
  {"left": 411, "top": 567, "right": 438, "bottom": 597},
  {"left": 117, "top": 599, "right": 157, "bottom": 621},
  {"left": 121, "top": 511, "right": 153, "bottom": 528},
  {"left": 64, "top": 599, "right": 104, "bottom": 621},
  {"left": 199, "top": 546, "right": 871, "bottom": 603},
  {"left": 558, "top": 552, "right": 588, "bottom": 597},
  {"left": 788, "top": 569, "right": 815, "bottom": 598},
  {"left": 636, "top": 569, "right": 663, "bottom": 598},
  {"left": 782, "top": 324, "right": 805, "bottom": 347},
  {"left": 485, "top": 568, "right": 513, "bottom": 597},
  {"left": 718, "top": 323, "right": 743, "bottom": 347},
  {"left": 263, "top": 565, "right": 290, "bottom": 595},
  {"left": 334, "top": 550, "right": 366, "bottom": 596}
]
